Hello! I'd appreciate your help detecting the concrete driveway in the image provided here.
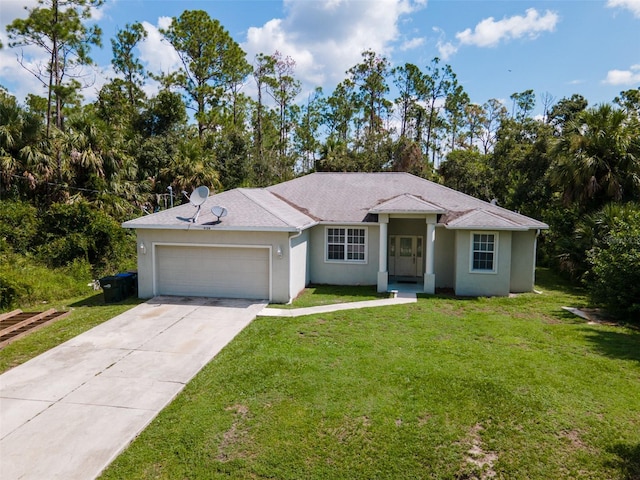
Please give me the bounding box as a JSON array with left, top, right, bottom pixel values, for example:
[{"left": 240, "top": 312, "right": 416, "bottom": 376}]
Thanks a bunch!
[{"left": 0, "top": 296, "right": 266, "bottom": 480}]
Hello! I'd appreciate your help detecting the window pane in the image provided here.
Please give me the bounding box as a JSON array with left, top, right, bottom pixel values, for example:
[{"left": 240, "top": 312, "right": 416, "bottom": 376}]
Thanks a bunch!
[
  {"left": 328, "top": 228, "right": 345, "bottom": 243},
  {"left": 328, "top": 244, "right": 345, "bottom": 260},
  {"left": 400, "top": 237, "right": 412, "bottom": 257},
  {"left": 347, "top": 244, "right": 365, "bottom": 260},
  {"left": 472, "top": 234, "right": 495, "bottom": 271},
  {"left": 327, "top": 227, "right": 366, "bottom": 262},
  {"left": 348, "top": 228, "right": 365, "bottom": 244}
]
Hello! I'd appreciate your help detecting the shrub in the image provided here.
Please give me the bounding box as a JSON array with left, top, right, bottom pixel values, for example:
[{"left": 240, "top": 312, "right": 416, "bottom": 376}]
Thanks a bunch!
[
  {"left": 0, "top": 254, "right": 93, "bottom": 310},
  {"left": 36, "top": 201, "right": 135, "bottom": 276},
  {"left": 0, "top": 274, "right": 30, "bottom": 309},
  {"left": 586, "top": 204, "right": 640, "bottom": 321},
  {"left": 0, "top": 200, "right": 39, "bottom": 254},
  {"left": 37, "top": 233, "right": 90, "bottom": 268}
]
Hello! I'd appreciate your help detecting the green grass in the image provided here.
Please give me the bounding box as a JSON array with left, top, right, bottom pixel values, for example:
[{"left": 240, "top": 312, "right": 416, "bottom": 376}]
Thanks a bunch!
[
  {"left": 0, "top": 293, "right": 143, "bottom": 373},
  {"left": 0, "top": 255, "right": 96, "bottom": 309},
  {"left": 269, "top": 284, "right": 390, "bottom": 309},
  {"left": 100, "top": 270, "right": 640, "bottom": 479}
]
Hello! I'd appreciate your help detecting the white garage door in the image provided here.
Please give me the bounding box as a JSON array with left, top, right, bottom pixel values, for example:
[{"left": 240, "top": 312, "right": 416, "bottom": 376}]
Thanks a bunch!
[{"left": 155, "top": 245, "right": 270, "bottom": 299}]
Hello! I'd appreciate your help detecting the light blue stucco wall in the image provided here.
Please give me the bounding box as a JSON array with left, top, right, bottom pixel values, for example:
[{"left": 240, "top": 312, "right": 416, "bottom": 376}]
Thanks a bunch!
[
  {"left": 434, "top": 227, "right": 455, "bottom": 289},
  {"left": 289, "top": 229, "right": 310, "bottom": 301},
  {"left": 509, "top": 230, "right": 537, "bottom": 292},
  {"left": 308, "top": 224, "right": 379, "bottom": 285},
  {"left": 453, "top": 230, "right": 512, "bottom": 296}
]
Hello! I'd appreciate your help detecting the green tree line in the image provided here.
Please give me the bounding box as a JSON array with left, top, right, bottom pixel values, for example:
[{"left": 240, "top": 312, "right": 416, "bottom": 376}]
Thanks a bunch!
[{"left": 1, "top": 2, "right": 639, "bottom": 318}]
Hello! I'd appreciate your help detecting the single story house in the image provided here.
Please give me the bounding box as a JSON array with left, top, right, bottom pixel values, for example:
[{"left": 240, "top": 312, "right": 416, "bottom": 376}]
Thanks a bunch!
[{"left": 122, "top": 172, "right": 548, "bottom": 303}]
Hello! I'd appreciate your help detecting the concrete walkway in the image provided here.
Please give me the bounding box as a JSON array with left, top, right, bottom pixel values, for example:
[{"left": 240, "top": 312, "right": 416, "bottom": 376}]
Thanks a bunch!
[
  {"left": 260, "top": 291, "right": 417, "bottom": 317},
  {"left": 0, "top": 296, "right": 266, "bottom": 480}
]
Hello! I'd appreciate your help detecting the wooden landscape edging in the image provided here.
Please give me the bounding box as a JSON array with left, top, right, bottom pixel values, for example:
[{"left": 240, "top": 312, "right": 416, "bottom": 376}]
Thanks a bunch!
[{"left": 0, "top": 309, "right": 71, "bottom": 349}]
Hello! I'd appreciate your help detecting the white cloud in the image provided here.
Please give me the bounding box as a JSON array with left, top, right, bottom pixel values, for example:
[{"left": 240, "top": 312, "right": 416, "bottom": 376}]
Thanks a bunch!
[
  {"left": 138, "top": 20, "right": 181, "bottom": 77},
  {"left": 0, "top": 46, "right": 47, "bottom": 102},
  {"left": 603, "top": 64, "right": 640, "bottom": 85},
  {"left": 242, "top": 0, "right": 426, "bottom": 93},
  {"left": 436, "top": 40, "right": 458, "bottom": 60},
  {"left": 157, "top": 16, "right": 173, "bottom": 31},
  {"left": 456, "top": 8, "right": 559, "bottom": 48},
  {"left": 0, "top": 0, "right": 38, "bottom": 29},
  {"left": 607, "top": 0, "right": 640, "bottom": 18},
  {"left": 400, "top": 37, "right": 426, "bottom": 51},
  {"left": 90, "top": 3, "right": 107, "bottom": 22},
  {"left": 1, "top": 1, "right": 49, "bottom": 103},
  {"left": 432, "top": 8, "right": 559, "bottom": 61},
  {"left": 0, "top": 0, "right": 112, "bottom": 103},
  {"left": 431, "top": 26, "right": 457, "bottom": 60}
]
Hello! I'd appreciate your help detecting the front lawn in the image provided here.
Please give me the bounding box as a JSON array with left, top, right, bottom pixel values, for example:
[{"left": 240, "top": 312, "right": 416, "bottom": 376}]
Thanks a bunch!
[
  {"left": 101, "top": 270, "right": 640, "bottom": 479},
  {"left": 269, "top": 284, "right": 389, "bottom": 309}
]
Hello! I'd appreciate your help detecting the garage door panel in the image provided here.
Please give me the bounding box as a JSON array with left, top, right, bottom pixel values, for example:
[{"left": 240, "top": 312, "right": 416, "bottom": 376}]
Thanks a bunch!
[{"left": 155, "top": 246, "right": 270, "bottom": 299}]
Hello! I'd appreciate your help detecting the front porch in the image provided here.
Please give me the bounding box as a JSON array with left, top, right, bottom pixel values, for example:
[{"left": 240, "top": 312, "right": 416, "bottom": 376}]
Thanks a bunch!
[
  {"left": 373, "top": 208, "right": 442, "bottom": 295},
  {"left": 387, "top": 276, "right": 426, "bottom": 294}
]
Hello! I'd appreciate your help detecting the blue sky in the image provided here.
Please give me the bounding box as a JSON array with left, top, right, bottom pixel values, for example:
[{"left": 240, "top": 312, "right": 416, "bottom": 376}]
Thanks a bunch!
[{"left": 1, "top": 0, "right": 639, "bottom": 117}]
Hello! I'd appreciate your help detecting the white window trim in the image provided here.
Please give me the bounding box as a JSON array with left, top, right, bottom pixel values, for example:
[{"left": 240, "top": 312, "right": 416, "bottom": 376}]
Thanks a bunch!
[
  {"left": 469, "top": 231, "right": 498, "bottom": 274},
  {"left": 324, "top": 226, "right": 368, "bottom": 264}
]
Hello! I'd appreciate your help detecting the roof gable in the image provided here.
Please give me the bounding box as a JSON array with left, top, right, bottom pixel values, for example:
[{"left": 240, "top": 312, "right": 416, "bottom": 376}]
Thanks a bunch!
[
  {"left": 369, "top": 194, "right": 446, "bottom": 214},
  {"left": 445, "top": 209, "right": 526, "bottom": 230}
]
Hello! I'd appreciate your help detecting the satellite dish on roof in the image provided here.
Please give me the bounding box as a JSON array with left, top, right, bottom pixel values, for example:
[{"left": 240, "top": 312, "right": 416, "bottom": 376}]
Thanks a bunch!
[
  {"left": 211, "top": 206, "right": 228, "bottom": 224},
  {"left": 182, "top": 186, "right": 210, "bottom": 223},
  {"left": 190, "top": 186, "right": 209, "bottom": 206}
]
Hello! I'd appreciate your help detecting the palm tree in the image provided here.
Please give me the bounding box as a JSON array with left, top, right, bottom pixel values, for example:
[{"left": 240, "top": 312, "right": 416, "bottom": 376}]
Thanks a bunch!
[
  {"left": 0, "top": 89, "right": 52, "bottom": 199},
  {"left": 161, "top": 137, "right": 221, "bottom": 195},
  {"left": 551, "top": 103, "right": 640, "bottom": 211}
]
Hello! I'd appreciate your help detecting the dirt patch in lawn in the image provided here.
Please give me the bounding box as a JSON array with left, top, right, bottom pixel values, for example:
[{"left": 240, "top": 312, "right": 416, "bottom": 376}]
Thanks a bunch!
[
  {"left": 217, "top": 404, "right": 251, "bottom": 462},
  {"left": 558, "top": 429, "right": 595, "bottom": 453},
  {"left": 458, "top": 423, "right": 498, "bottom": 480}
]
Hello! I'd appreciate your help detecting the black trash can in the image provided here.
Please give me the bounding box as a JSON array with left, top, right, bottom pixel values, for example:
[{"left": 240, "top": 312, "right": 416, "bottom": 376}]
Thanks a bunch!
[
  {"left": 116, "top": 272, "right": 137, "bottom": 297},
  {"left": 100, "top": 275, "right": 124, "bottom": 303}
]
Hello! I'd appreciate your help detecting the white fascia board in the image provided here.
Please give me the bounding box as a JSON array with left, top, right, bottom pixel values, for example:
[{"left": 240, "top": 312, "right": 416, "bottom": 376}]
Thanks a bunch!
[
  {"left": 318, "top": 221, "right": 377, "bottom": 226},
  {"left": 444, "top": 225, "right": 529, "bottom": 231},
  {"left": 121, "top": 223, "right": 304, "bottom": 233},
  {"left": 369, "top": 208, "right": 446, "bottom": 214}
]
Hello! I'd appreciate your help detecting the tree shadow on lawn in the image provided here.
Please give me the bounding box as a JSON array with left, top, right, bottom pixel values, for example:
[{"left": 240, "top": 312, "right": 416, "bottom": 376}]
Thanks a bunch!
[
  {"left": 551, "top": 309, "right": 591, "bottom": 325},
  {"left": 535, "top": 267, "right": 587, "bottom": 297},
  {"left": 581, "top": 326, "right": 640, "bottom": 363},
  {"left": 606, "top": 442, "right": 640, "bottom": 480},
  {"left": 305, "top": 284, "right": 382, "bottom": 297}
]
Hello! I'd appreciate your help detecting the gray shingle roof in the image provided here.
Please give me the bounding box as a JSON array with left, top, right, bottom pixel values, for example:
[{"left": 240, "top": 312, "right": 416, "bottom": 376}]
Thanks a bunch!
[
  {"left": 445, "top": 209, "right": 526, "bottom": 230},
  {"left": 122, "top": 188, "right": 316, "bottom": 231},
  {"left": 123, "top": 172, "right": 548, "bottom": 231},
  {"left": 267, "top": 172, "right": 548, "bottom": 229}
]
